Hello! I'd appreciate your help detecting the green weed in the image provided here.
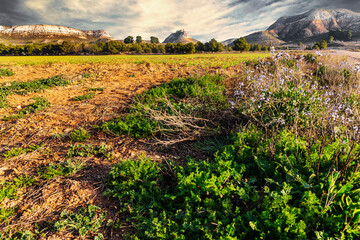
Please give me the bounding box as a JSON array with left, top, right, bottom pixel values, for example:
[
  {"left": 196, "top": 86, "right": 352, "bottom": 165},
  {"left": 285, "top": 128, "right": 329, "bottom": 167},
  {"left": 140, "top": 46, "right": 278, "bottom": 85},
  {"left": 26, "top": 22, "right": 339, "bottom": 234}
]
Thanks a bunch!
[
  {"left": 102, "top": 75, "right": 228, "bottom": 142},
  {"left": 2, "top": 143, "right": 44, "bottom": 160},
  {"left": 0, "top": 75, "right": 68, "bottom": 108},
  {"left": 0, "top": 69, "right": 15, "bottom": 77},
  {"left": 0, "top": 175, "right": 35, "bottom": 223},
  {"left": 54, "top": 205, "right": 106, "bottom": 239},
  {"left": 38, "top": 159, "right": 84, "bottom": 180},
  {"left": 67, "top": 143, "right": 111, "bottom": 159},
  {"left": 72, "top": 92, "right": 95, "bottom": 101},
  {"left": 70, "top": 128, "right": 91, "bottom": 142},
  {"left": 81, "top": 73, "right": 93, "bottom": 78}
]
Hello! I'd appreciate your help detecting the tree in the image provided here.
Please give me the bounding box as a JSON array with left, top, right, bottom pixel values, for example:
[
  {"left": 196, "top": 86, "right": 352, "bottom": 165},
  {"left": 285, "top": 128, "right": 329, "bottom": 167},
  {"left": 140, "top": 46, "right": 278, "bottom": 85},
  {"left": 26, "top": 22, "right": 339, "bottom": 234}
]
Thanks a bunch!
[
  {"left": 233, "top": 37, "right": 250, "bottom": 52},
  {"left": 329, "top": 36, "right": 334, "bottom": 43},
  {"left": 195, "top": 42, "right": 204, "bottom": 52},
  {"left": 313, "top": 40, "right": 327, "bottom": 50},
  {"left": 136, "top": 36, "right": 142, "bottom": 44},
  {"left": 205, "top": 39, "right": 223, "bottom": 52},
  {"left": 124, "top": 36, "right": 134, "bottom": 44},
  {"left": 165, "top": 43, "right": 175, "bottom": 53},
  {"left": 150, "top": 37, "right": 160, "bottom": 44},
  {"left": 184, "top": 43, "right": 196, "bottom": 54},
  {"left": 298, "top": 42, "right": 303, "bottom": 47},
  {"left": 60, "top": 41, "right": 75, "bottom": 54}
]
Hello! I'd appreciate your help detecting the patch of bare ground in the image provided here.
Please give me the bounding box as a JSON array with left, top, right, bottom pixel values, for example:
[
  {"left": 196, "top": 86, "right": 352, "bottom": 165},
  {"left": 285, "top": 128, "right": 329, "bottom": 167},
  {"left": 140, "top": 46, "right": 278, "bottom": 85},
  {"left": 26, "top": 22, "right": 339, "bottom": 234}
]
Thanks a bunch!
[{"left": 0, "top": 61, "right": 243, "bottom": 238}]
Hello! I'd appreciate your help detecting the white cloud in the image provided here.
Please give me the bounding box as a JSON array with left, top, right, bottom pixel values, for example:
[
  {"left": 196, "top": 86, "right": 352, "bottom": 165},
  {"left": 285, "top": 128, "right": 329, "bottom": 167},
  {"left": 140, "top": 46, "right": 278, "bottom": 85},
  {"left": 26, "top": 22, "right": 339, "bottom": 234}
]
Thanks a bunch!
[{"left": 22, "top": 0, "right": 331, "bottom": 42}]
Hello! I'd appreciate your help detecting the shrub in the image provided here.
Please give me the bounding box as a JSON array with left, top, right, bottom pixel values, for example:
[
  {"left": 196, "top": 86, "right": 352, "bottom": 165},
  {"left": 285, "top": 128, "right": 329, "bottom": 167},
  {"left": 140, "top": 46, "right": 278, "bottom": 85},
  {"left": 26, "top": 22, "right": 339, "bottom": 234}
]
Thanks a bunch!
[
  {"left": 106, "top": 125, "right": 360, "bottom": 239},
  {"left": 304, "top": 53, "right": 317, "bottom": 63}
]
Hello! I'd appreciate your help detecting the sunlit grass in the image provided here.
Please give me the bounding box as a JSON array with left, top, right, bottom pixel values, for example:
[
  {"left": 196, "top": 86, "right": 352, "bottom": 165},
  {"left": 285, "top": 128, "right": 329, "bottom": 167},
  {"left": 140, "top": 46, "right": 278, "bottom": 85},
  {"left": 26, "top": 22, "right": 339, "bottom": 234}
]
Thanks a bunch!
[{"left": 0, "top": 53, "right": 270, "bottom": 68}]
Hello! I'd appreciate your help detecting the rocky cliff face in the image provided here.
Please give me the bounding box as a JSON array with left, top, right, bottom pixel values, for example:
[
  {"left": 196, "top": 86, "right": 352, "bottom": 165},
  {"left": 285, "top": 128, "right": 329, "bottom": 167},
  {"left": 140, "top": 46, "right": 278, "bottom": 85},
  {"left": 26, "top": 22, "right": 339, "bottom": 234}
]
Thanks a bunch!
[
  {"left": 267, "top": 8, "right": 360, "bottom": 42},
  {"left": 0, "top": 24, "right": 113, "bottom": 43},
  {"left": 163, "top": 29, "right": 198, "bottom": 43}
]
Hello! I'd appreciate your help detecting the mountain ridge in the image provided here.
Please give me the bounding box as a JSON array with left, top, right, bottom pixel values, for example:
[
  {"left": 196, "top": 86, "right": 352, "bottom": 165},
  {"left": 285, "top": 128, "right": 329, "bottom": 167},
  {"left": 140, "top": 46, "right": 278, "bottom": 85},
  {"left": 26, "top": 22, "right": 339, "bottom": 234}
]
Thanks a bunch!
[
  {"left": 0, "top": 24, "right": 113, "bottom": 44},
  {"left": 223, "top": 8, "right": 360, "bottom": 46}
]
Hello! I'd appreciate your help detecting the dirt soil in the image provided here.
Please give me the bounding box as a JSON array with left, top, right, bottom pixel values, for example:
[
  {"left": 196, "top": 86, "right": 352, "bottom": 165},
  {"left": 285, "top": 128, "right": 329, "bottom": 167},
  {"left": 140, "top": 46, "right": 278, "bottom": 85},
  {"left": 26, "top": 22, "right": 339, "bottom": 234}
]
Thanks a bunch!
[{"left": 0, "top": 61, "right": 243, "bottom": 239}]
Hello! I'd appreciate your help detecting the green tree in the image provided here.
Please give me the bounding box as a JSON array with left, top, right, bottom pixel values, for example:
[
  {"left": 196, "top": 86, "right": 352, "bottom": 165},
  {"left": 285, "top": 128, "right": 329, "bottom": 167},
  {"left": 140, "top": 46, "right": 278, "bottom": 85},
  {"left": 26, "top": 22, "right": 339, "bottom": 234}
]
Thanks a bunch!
[
  {"left": 60, "top": 41, "right": 75, "bottom": 54},
  {"left": 136, "top": 36, "right": 142, "bottom": 44},
  {"left": 124, "top": 36, "right": 134, "bottom": 44},
  {"left": 233, "top": 37, "right": 250, "bottom": 52},
  {"left": 329, "top": 36, "right": 334, "bottom": 43},
  {"left": 150, "top": 37, "right": 160, "bottom": 44},
  {"left": 205, "top": 39, "right": 223, "bottom": 52},
  {"left": 195, "top": 42, "right": 204, "bottom": 52},
  {"left": 184, "top": 43, "right": 196, "bottom": 54}
]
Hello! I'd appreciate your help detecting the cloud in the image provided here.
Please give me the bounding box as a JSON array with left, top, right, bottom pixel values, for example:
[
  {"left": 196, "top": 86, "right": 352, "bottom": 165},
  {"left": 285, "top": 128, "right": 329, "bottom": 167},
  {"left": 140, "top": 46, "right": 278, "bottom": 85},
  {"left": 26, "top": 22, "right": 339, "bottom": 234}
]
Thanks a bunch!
[
  {"left": 0, "top": 0, "right": 40, "bottom": 25},
  {"left": 2, "top": 0, "right": 360, "bottom": 42},
  {"left": 23, "top": 0, "right": 240, "bottom": 41}
]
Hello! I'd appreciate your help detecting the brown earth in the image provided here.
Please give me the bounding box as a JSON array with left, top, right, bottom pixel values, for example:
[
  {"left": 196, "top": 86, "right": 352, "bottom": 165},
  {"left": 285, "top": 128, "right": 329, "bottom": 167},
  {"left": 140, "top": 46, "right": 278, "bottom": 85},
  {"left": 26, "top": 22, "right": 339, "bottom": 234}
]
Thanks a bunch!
[{"left": 0, "top": 61, "right": 243, "bottom": 239}]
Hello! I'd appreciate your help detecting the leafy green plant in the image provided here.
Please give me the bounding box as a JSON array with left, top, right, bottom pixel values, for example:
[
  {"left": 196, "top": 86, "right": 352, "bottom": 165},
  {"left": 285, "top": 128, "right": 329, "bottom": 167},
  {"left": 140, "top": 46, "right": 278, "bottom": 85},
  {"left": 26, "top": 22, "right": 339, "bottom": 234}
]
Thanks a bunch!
[
  {"left": 3, "top": 97, "right": 50, "bottom": 121},
  {"left": 0, "top": 175, "right": 35, "bottom": 223},
  {"left": 72, "top": 92, "right": 95, "bottom": 101},
  {"left": 102, "top": 75, "right": 228, "bottom": 143},
  {"left": 304, "top": 53, "right": 317, "bottom": 63},
  {"left": 39, "top": 159, "right": 84, "bottom": 180},
  {"left": 0, "top": 69, "right": 15, "bottom": 77},
  {"left": 0, "top": 230, "right": 35, "bottom": 240},
  {"left": 70, "top": 128, "right": 91, "bottom": 142},
  {"left": 0, "top": 207, "right": 15, "bottom": 222},
  {"left": 0, "top": 75, "right": 69, "bottom": 108},
  {"left": 101, "top": 114, "right": 156, "bottom": 138},
  {"left": 19, "top": 97, "right": 50, "bottom": 115},
  {"left": 0, "top": 175, "right": 35, "bottom": 202},
  {"left": 54, "top": 205, "right": 106, "bottom": 239},
  {"left": 81, "top": 73, "right": 93, "bottom": 78},
  {"left": 105, "top": 125, "right": 360, "bottom": 239},
  {"left": 2, "top": 143, "right": 44, "bottom": 160},
  {"left": 67, "top": 144, "right": 94, "bottom": 158},
  {"left": 67, "top": 143, "right": 111, "bottom": 158}
]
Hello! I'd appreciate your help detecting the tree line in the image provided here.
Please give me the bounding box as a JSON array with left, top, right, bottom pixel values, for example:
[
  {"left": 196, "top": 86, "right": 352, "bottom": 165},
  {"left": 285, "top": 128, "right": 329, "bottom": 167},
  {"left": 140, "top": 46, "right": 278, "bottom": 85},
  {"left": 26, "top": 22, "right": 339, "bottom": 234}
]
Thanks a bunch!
[{"left": 0, "top": 37, "right": 271, "bottom": 56}]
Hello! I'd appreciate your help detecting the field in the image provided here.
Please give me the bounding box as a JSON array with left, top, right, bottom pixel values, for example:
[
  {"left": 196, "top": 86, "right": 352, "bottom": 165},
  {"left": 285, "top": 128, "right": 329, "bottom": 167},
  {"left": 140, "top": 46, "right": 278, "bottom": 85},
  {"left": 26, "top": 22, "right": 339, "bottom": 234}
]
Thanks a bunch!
[{"left": 1, "top": 52, "right": 360, "bottom": 239}]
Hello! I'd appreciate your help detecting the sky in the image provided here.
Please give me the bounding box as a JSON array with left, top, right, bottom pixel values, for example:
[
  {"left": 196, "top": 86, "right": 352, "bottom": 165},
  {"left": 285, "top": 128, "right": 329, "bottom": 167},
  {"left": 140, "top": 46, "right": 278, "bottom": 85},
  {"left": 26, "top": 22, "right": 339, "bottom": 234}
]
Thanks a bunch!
[{"left": 1, "top": 0, "right": 360, "bottom": 42}]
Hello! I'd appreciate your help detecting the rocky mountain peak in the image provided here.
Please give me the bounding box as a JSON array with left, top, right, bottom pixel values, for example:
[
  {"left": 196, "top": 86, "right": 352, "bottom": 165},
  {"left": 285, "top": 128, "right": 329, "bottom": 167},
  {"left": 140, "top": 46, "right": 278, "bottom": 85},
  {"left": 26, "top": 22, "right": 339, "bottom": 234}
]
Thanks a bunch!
[{"left": 163, "top": 29, "right": 198, "bottom": 43}]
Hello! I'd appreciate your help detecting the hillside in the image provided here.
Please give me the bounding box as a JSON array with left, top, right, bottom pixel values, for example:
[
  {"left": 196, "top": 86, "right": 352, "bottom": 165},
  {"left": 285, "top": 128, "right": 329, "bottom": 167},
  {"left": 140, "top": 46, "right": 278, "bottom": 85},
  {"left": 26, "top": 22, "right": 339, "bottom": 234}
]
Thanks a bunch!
[
  {"left": 222, "top": 31, "right": 285, "bottom": 47},
  {"left": 163, "top": 29, "right": 198, "bottom": 43},
  {"left": 0, "top": 24, "right": 113, "bottom": 44},
  {"left": 267, "top": 8, "right": 360, "bottom": 42}
]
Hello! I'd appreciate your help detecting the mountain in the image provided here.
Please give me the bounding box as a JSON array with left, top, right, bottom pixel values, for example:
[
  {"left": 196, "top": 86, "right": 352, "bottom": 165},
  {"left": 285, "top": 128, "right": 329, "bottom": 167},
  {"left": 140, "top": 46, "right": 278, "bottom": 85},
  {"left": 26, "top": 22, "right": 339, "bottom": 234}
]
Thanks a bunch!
[
  {"left": 222, "top": 31, "right": 285, "bottom": 47},
  {"left": 267, "top": 8, "right": 360, "bottom": 42},
  {"left": 223, "top": 8, "right": 360, "bottom": 46},
  {"left": 0, "top": 24, "right": 113, "bottom": 44},
  {"left": 244, "top": 31, "right": 285, "bottom": 45},
  {"left": 163, "top": 29, "right": 198, "bottom": 43}
]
